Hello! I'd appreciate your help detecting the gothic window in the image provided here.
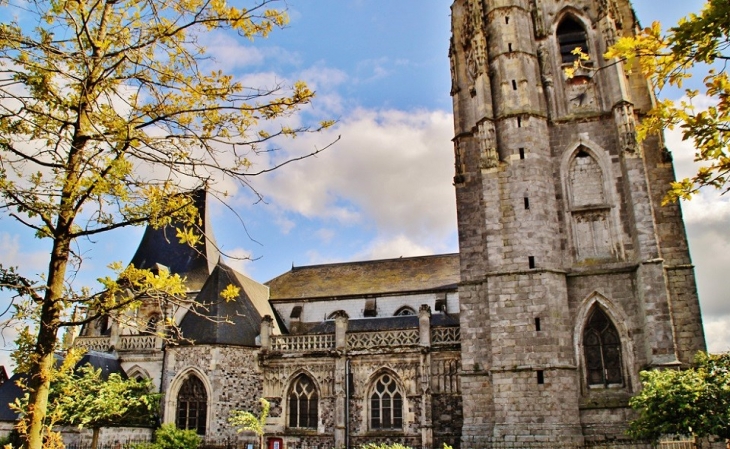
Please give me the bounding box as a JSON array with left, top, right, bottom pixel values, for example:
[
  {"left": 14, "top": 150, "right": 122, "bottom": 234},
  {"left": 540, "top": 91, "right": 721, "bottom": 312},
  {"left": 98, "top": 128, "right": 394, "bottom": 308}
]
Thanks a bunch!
[
  {"left": 584, "top": 307, "right": 623, "bottom": 387},
  {"left": 370, "top": 373, "right": 403, "bottom": 430},
  {"left": 288, "top": 374, "right": 318, "bottom": 429},
  {"left": 394, "top": 306, "right": 416, "bottom": 317},
  {"left": 557, "top": 17, "right": 588, "bottom": 63},
  {"left": 176, "top": 375, "right": 207, "bottom": 435},
  {"left": 567, "top": 147, "right": 613, "bottom": 260}
]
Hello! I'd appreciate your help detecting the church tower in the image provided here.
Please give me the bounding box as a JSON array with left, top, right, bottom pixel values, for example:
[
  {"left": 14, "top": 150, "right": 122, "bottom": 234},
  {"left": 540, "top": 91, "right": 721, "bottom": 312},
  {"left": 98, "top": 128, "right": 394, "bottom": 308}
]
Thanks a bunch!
[{"left": 450, "top": 0, "right": 705, "bottom": 445}]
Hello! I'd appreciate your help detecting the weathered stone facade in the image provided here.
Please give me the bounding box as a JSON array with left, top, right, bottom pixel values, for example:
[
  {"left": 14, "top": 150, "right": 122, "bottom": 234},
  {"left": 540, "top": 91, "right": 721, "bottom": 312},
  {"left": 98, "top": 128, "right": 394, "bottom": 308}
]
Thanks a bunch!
[{"left": 450, "top": 0, "right": 705, "bottom": 445}]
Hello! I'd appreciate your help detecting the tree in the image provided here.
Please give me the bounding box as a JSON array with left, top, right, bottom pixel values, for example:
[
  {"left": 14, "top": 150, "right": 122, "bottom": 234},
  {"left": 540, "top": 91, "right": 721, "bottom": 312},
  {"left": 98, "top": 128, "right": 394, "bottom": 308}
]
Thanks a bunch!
[
  {"left": 229, "top": 398, "right": 270, "bottom": 449},
  {"left": 0, "top": 0, "right": 334, "bottom": 448},
  {"left": 628, "top": 352, "right": 730, "bottom": 446},
  {"left": 48, "top": 363, "right": 160, "bottom": 449},
  {"left": 605, "top": 0, "right": 730, "bottom": 202}
]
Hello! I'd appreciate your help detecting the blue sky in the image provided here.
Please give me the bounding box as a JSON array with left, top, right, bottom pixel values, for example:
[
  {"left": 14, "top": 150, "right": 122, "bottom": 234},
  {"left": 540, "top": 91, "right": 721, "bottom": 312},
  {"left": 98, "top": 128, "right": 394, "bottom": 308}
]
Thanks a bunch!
[{"left": 1, "top": 0, "right": 727, "bottom": 368}]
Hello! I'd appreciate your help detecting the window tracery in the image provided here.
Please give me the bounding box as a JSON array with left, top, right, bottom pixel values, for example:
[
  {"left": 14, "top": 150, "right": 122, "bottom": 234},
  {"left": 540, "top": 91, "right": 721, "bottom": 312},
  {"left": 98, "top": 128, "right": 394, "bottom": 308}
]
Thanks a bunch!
[
  {"left": 370, "top": 373, "right": 403, "bottom": 430},
  {"left": 176, "top": 375, "right": 207, "bottom": 435},
  {"left": 584, "top": 307, "right": 623, "bottom": 387},
  {"left": 288, "top": 374, "right": 318, "bottom": 429}
]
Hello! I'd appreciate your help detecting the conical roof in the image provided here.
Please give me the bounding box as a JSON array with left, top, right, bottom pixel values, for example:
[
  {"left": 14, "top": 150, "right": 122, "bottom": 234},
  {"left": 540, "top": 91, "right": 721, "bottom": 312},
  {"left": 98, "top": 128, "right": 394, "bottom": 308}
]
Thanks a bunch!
[
  {"left": 128, "top": 190, "right": 220, "bottom": 291},
  {"left": 178, "top": 263, "right": 277, "bottom": 346}
]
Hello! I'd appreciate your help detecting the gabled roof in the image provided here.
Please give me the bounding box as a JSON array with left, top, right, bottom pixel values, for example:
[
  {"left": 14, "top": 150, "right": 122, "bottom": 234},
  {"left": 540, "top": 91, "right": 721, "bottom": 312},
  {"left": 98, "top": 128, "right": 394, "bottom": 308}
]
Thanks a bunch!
[
  {"left": 266, "top": 253, "right": 460, "bottom": 301},
  {"left": 178, "top": 263, "right": 278, "bottom": 346},
  {"left": 129, "top": 190, "right": 220, "bottom": 291}
]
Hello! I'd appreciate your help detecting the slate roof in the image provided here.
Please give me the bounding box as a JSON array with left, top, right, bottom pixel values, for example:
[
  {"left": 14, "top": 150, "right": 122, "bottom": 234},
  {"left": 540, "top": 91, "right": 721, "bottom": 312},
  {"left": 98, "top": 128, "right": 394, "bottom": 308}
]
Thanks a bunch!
[
  {"left": 266, "top": 253, "right": 460, "bottom": 301},
  {"left": 129, "top": 190, "right": 220, "bottom": 291},
  {"left": 0, "top": 351, "right": 125, "bottom": 422},
  {"left": 178, "top": 263, "right": 278, "bottom": 346}
]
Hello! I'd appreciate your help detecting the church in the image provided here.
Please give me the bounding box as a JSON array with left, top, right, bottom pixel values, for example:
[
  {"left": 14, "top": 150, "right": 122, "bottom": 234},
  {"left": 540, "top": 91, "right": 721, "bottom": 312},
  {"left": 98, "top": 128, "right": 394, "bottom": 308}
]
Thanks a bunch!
[{"left": 68, "top": 0, "right": 706, "bottom": 447}]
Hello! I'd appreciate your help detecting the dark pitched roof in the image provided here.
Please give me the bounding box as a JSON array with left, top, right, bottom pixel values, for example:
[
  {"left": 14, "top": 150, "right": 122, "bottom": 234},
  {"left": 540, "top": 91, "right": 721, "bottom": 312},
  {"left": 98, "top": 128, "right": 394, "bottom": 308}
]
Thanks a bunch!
[
  {"left": 0, "top": 351, "right": 126, "bottom": 422},
  {"left": 178, "top": 263, "right": 277, "bottom": 346},
  {"left": 129, "top": 190, "right": 220, "bottom": 291},
  {"left": 266, "top": 253, "right": 460, "bottom": 301}
]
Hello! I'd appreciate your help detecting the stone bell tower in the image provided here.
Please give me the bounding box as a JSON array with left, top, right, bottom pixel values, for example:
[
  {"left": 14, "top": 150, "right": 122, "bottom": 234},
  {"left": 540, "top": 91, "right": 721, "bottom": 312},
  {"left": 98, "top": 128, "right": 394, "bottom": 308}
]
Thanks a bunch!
[{"left": 449, "top": 0, "right": 705, "bottom": 445}]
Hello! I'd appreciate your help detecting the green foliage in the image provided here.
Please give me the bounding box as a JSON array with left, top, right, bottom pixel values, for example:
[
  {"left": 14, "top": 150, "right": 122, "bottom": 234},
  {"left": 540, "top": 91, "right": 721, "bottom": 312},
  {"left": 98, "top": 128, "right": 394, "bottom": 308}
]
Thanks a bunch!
[
  {"left": 628, "top": 352, "right": 730, "bottom": 441},
  {"left": 605, "top": 0, "right": 730, "bottom": 202},
  {"left": 229, "top": 398, "right": 270, "bottom": 437},
  {"left": 359, "top": 444, "right": 414, "bottom": 449},
  {"left": 131, "top": 424, "right": 200, "bottom": 449},
  {"left": 49, "top": 363, "right": 160, "bottom": 430}
]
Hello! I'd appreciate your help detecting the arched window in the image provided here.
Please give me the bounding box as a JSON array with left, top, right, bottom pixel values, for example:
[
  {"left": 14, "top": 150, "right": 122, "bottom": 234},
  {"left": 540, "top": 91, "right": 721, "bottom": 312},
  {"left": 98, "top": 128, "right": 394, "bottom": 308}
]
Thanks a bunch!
[
  {"left": 288, "top": 374, "right": 318, "bottom": 429},
  {"left": 569, "top": 148, "right": 605, "bottom": 208},
  {"left": 557, "top": 17, "right": 588, "bottom": 63},
  {"left": 584, "top": 307, "right": 623, "bottom": 387},
  {"left": 176, "top": 375, "right": 207, "bottom": 435},
  {"left": 370, "top": 373, "right": 403, "bottom": 430},
  {"left": 394, "top": 306, "right": 416, "bottom": 317}
]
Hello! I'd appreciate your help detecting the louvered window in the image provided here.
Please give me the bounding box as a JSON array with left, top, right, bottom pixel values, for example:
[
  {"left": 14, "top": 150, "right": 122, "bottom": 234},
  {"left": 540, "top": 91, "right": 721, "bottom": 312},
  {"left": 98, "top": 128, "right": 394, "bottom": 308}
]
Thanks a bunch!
[{"left": 557, "top": 17, "right": 588, "bottom": 63}]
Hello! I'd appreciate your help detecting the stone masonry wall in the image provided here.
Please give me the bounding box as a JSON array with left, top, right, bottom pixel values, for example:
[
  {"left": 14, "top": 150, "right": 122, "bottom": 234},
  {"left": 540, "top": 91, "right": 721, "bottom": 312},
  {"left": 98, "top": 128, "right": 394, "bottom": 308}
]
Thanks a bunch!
[{"left": 163, "top": 345, "right": 263, "bottom": 441}]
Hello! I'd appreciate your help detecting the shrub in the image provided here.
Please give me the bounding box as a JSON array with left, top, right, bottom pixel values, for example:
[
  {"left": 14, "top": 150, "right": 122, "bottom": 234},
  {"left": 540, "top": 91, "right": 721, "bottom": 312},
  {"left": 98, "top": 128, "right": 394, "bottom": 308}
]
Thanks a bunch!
[{"left": 131, "top": 424, "right": 200, "bottom": 449}]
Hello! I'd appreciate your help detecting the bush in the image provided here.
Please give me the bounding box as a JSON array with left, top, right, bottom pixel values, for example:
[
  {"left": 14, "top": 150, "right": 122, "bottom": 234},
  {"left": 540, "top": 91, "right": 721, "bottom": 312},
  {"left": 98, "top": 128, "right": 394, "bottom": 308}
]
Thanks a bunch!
[
  {"left": 359, "top": 444, "right": 413, "bottom": 449},
  {"left": 131, "top": 424, "right": 200, "bottom": 449}
]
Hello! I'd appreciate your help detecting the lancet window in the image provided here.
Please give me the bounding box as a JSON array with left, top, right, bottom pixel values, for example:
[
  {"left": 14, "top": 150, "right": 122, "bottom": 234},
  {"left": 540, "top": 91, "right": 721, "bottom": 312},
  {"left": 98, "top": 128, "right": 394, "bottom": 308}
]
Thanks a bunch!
[
  {"left": 288, "top": 374, "right": 318, "bottom": 429},
  {"left": 176, "top": 375, "right": 207, "bottom": 435},
  {"left": 584, "top": 307, "right": 623, "bottom": 387},
  {"left": 370, "top": 373, "right": 403, "bottom": 430}
]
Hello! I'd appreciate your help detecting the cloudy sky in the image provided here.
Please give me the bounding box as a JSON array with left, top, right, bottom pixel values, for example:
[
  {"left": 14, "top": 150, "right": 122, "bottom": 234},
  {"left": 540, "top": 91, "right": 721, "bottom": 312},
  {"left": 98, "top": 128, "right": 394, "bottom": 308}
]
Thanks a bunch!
[{"left": 1, "top": 0, "right": 726, "bottom": 370}]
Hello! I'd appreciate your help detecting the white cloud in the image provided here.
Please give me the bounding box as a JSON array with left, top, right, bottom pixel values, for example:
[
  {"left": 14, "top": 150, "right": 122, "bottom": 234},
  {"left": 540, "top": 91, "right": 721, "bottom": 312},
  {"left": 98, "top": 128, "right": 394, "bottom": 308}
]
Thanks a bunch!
[
  {"left": 358, "top": 234, "right": 439, "bottom": 261},
  {"left": 254, "top": 107, "right": 457, "bottom": 250},
  {"left": 223, "top": 247, "right": 255, "bottom": 277},
  {"left": 663, "top": 110, "right": 730, "bottom": 354}
]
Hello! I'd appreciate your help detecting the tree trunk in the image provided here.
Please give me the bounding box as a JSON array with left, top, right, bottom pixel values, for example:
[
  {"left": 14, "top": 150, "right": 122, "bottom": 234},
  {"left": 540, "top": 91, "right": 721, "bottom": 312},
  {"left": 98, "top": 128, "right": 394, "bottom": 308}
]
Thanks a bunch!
[
  {"left": 23, "top": 233, "right": 74, "bottom": 449},
  {"left": 91, "top": 427, "right": 100, "bottom": 449}
]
